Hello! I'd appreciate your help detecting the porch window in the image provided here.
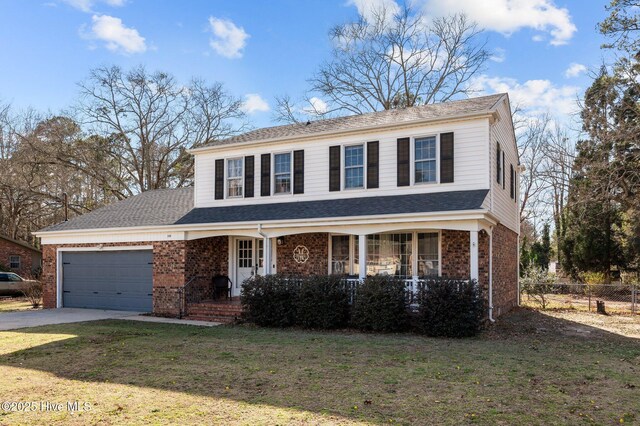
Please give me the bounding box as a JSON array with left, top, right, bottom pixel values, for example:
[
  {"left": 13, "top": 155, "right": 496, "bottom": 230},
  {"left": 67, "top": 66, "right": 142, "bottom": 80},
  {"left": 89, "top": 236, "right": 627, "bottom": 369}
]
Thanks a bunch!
[
  {"left": 415, "top": 136, "right": 436, "bottom": 183},
  {"left": 366, "top": 233, "right": 413, "bottom": 277},
  {"left": 9, "top": 255, "right": 20, "bottom": 269},
  {"left": 344, "top": 145, "right": 364, "bottom": 189},
  {"left": 418, "top": 233, "right": 439, "bottom": 276},
  {"left": 331, "top": 235, "right": 351, "bottom": 274},
  {"left": 274, "top": 153, "right": 291, "bottom": 194},
  {"left": 226, "top": 158, "right": 243, "bottom": 198}
]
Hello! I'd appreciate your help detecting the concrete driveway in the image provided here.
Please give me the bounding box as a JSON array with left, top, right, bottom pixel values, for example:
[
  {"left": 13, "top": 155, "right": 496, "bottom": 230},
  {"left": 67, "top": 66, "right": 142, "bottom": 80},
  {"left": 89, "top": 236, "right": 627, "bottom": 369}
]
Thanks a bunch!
[{"left": 0, "top": 308, "right": 142, "bottom": 331}]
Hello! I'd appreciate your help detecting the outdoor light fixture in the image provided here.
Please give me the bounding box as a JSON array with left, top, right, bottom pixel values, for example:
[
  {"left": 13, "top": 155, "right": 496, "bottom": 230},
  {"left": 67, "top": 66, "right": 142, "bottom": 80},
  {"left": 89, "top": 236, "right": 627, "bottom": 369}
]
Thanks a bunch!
[{"left": 277, "top": 237, "right": 285, "bottom": 246}]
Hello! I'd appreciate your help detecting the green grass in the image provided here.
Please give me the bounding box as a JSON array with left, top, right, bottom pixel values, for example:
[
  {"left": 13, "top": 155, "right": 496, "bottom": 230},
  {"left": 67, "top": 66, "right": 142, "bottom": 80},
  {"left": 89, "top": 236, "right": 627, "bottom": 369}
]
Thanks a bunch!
[
  {"left": 0, "top": 309, "right": 639, "bottom": 425},
  {"left": 0, "top": 297, "right": 36, "bottom": 312}
]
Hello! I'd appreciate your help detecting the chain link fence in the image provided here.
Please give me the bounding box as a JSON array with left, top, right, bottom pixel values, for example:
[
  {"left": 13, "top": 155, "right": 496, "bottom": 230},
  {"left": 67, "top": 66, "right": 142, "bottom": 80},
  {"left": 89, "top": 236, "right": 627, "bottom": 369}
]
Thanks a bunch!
[{"left": 521, "top": 282, "right": 639, "bottom": 314}]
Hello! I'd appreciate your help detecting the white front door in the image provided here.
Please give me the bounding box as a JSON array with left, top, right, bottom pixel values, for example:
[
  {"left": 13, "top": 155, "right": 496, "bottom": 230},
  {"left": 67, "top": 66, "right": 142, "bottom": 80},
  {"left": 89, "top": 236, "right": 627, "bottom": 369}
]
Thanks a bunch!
[{"left": 233, "top": 238, "right": 265, "bottom": 297}]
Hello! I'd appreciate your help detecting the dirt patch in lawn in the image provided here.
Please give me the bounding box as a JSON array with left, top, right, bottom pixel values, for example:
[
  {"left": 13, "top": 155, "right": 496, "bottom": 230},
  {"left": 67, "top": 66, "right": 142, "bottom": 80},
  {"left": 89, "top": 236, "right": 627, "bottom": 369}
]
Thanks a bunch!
[{"left": 0, "top": 308, "right": 638, "bottom": 425}]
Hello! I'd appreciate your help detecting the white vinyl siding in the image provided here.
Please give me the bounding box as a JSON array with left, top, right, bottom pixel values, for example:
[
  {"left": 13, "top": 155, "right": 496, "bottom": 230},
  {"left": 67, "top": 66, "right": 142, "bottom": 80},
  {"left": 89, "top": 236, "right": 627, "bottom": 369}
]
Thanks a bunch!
[
  {"left": 194, "top": 117, "right": 491, "bottom": 208},
  {"left": 489, "top": 98, "right": 519, "bottom": 233}
]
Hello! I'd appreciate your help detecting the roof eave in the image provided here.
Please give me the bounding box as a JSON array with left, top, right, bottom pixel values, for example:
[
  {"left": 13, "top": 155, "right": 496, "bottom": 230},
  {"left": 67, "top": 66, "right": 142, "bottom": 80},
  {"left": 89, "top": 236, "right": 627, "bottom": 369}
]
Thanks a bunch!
[
  {"left": 189, "top": 110, "right": 499, "bottom": 155},
  {"left": 34, "top": 209, "right": 494, "bottom": 238}
]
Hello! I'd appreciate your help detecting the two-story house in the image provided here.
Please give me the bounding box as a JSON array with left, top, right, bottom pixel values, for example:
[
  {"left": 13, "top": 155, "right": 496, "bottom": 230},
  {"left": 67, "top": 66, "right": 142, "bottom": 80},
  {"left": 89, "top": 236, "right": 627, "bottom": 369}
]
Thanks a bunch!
[{"left": 35, "top": 93, "right": 519, "bottom": 321}]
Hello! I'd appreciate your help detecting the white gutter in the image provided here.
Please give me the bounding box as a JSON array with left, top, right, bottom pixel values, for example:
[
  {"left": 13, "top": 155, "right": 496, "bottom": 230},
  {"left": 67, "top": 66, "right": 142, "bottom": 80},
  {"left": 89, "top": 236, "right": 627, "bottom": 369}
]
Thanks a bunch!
[
  {"left": 189, "top": 110, "right": 499, "bottom": 155},
  {"left": 488, "top": 225, "right": 495, "bottom": 322},
  {"left": 257, "top": 224, "right": 270, "bottom": 275}
]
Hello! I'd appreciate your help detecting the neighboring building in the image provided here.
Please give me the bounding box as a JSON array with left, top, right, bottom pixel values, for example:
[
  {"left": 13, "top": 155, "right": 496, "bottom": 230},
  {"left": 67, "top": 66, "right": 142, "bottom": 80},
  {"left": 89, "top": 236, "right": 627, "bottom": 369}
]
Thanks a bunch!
[
  {"left": 35, "top": 93, "right": 520, "bottom": 321},
  {"left": 0, "top": 235, "right": 42, "bottom": 278}
]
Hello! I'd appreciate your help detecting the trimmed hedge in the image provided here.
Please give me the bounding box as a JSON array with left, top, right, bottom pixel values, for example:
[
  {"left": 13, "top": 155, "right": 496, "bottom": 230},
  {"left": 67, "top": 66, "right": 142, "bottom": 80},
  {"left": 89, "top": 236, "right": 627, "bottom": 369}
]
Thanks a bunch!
[
  {"left": 351, "top": 275, "right": 409, "bottom": 332},
  {"left": 416, "top": 278, "right": 483, "bottom": 337},
  {"left": 241, "top": 274, "right": 485, "bottom": 337},
  {"left": 295, "top": 275, "right": 350, "bottom": 329},
  {"left": 241, "top": 275, "right": 298, "bottom": 327}
]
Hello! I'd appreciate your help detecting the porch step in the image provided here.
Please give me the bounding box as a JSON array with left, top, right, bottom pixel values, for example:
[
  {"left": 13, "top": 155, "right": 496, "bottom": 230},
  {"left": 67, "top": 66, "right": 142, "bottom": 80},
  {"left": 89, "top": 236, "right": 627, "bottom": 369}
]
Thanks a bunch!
[{"left": 186, "top": 300, "right": 244, "bottom": 324}]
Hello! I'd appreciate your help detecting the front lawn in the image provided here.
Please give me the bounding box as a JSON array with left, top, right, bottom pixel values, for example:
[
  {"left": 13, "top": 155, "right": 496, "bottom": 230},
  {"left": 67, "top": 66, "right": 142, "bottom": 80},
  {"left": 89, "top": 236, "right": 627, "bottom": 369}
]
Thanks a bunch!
[
  {"left": 0, "top": 297, "right": 37, "bottom": 312},
  {"left": 0, "top": 309, "right": 639, "bottom": 425}
]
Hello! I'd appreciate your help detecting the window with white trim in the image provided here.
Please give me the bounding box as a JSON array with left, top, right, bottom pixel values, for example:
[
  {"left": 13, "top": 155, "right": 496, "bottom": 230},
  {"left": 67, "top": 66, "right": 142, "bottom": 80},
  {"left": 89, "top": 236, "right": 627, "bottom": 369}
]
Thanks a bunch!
[
  {"left": 331, "top": 235, "right": 351, "bottom": 274},
  {"left": 9, "top": 255, "right": 20, "bottom": 269},
  {"left": 367, "top": 233, "right": 413, "bottom": 278},
  {"left": 344, "top": 145, "right": 364, "bottom": 189},
  {"left": 274, "top": 153, "right": 291, "bottom": 194},
  {"left": 226, "top": 158, "right": 243, "bottom": 198},
  {"left": 415, "top": 136, "right": 437, "bottom": 183},
  {"left": 418, "top": 233, "right": 439, "bottom": 276}
]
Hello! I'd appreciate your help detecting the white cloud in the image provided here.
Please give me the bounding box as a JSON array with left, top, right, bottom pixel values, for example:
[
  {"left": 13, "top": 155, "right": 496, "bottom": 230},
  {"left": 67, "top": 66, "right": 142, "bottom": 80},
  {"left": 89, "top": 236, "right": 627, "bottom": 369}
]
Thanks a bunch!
[
  {"left": 347, "top": 0, "right": 400, "bottom": 22},
  {"left": 470, "top": 74, "right": 580, "bottom": 117},
  {"left": 490, "top": 47, "right": 506, "bottom": 63},
  {"left": 241, "top": 94, "right": 270, "bottom": 114},
  {"left": 89, "top": 14, "right": 146, "bottom": 54},
  {"left": 62, "top": 0, "right": 125, "bottom": 12},
  {"left": 304, "top": 97, "right": 329, "bottom": 115},
  {"left": 421, "top": 0, "right": 577, "bottom": 46},
  {"left": 565, "top": 62, "right": 587, "bottom": 78},
  {"left": 208, "top": 17, "right": 249, "bottom": 59}
]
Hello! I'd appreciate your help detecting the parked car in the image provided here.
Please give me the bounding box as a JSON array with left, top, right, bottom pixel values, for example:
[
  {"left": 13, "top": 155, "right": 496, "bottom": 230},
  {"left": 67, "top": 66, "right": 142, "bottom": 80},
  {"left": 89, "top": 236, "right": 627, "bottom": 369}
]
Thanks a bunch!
[{"left": 0, "top": 272, "right": 31, "bottom": 296}]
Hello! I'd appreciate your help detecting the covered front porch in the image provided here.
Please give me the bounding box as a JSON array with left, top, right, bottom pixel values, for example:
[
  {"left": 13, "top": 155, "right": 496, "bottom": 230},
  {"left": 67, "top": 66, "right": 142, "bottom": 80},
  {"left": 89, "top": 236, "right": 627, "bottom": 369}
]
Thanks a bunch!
[{"left": 176, "top": 216, "right": 495, "bottom": 321}]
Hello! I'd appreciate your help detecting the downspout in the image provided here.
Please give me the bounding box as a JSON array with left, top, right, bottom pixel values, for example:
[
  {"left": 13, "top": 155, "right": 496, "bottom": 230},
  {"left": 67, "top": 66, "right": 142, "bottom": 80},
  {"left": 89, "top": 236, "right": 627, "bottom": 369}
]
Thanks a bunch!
[{"left": 488, "top": 225, "right": 495, "bottom": 322}]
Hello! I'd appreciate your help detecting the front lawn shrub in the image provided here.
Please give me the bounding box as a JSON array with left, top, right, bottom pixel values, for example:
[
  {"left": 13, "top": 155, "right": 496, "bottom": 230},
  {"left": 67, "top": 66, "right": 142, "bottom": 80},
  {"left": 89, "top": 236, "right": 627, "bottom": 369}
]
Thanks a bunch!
[
  {"left": 351, "top": 275, "right": 408, "bottom": 332},
  {"left": 22, "top": 280, "right": 43, "bottom": 308},
  {"left": 296, "top": 275, "right": 350, "bottom": 329},
  {"left": 416, "top": 278, "right": 483, "bottom": 337},
  {"left": 241, "top": 274, "right": 299, "bottom": 327}
]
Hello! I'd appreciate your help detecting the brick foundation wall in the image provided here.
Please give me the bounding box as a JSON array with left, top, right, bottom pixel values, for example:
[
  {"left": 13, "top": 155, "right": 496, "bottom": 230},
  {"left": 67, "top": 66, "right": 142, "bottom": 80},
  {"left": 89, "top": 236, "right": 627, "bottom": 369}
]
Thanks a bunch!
[
  {"left": 276, "top": 233, "right": 329, "bottom": 276},
  {"left": 492, "top": 224, "right": 519, "bottom": 317},
  {"left": 441, "top": 230, "right": 470, "bottom": 279},
  {"left": 185, "top": 236, "right": 228, "bottom": 280},
  {"left": 0, "top": 239, "right": 40, "bottom": 278}
]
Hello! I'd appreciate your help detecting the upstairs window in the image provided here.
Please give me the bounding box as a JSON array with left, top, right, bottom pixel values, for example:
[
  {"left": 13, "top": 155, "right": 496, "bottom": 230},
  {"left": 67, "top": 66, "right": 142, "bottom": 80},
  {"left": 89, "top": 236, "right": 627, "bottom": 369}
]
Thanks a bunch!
[
  {"left": 9, "top": 255, "right": 20, "bottom": 269},
  {"left": 226, "top": 158, "right": 243, "bottom": 198},
  {"left": 274, "top": 153, "right": 291, "bottom": 194},
  {"left": 344, "top": 145, "right": 364, "bottom": 189},
  {"left": 415, "top": 136, "right": 436, "bottom": 183}
]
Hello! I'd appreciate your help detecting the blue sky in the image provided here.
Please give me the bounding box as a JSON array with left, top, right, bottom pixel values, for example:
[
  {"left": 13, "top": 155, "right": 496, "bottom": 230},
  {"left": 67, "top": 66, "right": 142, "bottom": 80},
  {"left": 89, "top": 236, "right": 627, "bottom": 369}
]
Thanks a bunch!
[{"left": 0, "top": 0, "right": 612, "bottom": 128}]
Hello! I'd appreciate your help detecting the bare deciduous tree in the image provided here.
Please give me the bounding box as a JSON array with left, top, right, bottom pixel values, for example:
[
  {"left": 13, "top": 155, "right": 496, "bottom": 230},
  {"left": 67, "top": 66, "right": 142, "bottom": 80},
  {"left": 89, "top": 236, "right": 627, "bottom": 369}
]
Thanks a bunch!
[
  {"left": 75, "top": 65, "right": 247, "bottom": 194},
  {"left": 308, "top": 7, "right": 488, "bottom": 116}
]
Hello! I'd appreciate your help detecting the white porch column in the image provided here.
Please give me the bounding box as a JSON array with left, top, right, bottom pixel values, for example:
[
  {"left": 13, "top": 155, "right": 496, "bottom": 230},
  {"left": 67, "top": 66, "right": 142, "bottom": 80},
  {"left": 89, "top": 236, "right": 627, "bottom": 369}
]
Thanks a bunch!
[
  {"left": 358, "top": 234, "right": 367, "bottom": 280},
  {"left": 263, "top": 237, "right": 272, "bottom": 275},
  {"left": 470, "top": 230, "right": 479, "bottom": 281}
]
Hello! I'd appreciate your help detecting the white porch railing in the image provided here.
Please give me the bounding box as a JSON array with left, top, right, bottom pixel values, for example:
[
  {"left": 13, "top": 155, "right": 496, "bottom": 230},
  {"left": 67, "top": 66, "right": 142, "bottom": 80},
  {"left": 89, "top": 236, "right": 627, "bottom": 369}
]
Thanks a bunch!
[{"left": 340, "top": 277, "right": 426, "bottom": 305}]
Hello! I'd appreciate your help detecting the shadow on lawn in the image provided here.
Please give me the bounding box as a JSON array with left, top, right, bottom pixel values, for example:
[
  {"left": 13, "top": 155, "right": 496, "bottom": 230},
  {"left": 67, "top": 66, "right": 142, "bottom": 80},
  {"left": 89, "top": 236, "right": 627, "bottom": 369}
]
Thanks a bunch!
[{"left": 1, "top": 308, "right": 639, "bottom": 424}]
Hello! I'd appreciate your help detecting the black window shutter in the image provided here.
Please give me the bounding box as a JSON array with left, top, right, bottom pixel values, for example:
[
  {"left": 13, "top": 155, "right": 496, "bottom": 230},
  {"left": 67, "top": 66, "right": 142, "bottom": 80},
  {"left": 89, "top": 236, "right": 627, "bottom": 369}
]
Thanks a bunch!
[
  {"left": 502, "top": 152, "right": 506, "bottom": 189},
  {"left": 329, "top": 145, "right": 341, "bottom": 191},
  {"left": 260, "top": 154, "right": 271, "bottom": 196},
  {"left": 214, "top": 159, "right": 224, "bottom": 200},
  {"left": 293, "top": 150, "right": 304, "bottom": 194},
  {"left": 510, "top": 164, "right": 514, "bottom": 199},
  {"left": 496, "top": 143, "right": 502, "bottom": 184},
  {"left": 244, "top": 156, "right": 254, "bottom": 198},
  {"left": 366, "top": 141, "right": 379, "bottom": 189},
  {"left": 397, "top": 138, "right": 410, "bottom": 187},
  {"left": 440, "top": 132, "right": 454, "bottom": 183}
]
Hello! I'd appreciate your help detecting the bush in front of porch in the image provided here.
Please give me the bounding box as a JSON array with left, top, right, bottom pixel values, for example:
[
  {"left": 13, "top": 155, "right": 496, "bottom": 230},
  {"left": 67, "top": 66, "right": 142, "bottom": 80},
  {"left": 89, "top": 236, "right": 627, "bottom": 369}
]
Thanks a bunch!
[{"left": 241, "top": 274, "right": 484, "bottom": 337}]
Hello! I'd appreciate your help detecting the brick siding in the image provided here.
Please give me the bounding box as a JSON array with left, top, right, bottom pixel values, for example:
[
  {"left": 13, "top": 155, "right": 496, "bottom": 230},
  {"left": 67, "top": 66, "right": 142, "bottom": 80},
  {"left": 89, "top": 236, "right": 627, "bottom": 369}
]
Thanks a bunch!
[
  {"left": 491, "top": 224, "right": 519, "bottom": 317},
  {"left": 276, "top": 233, "right": 329, "bottom": 276},
  {"left": 0, "top": 238, "right": 40, "bottom": 278}
]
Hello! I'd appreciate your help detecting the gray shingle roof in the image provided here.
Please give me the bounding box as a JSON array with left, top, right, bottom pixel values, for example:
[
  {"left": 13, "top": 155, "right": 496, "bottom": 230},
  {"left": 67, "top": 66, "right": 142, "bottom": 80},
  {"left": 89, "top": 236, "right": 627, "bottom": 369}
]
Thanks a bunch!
[
  {"left": 40, "top": 188, "right": 194, "bottom": 232},
  {"left": 38, "top": 188, "right": 489, "bottom": 233},
  {"left": 174, "top": 190, "right": 489, "bottom": 224},
  {"left": 204, "top": 94, "right": 505, "bottom": 147}
]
